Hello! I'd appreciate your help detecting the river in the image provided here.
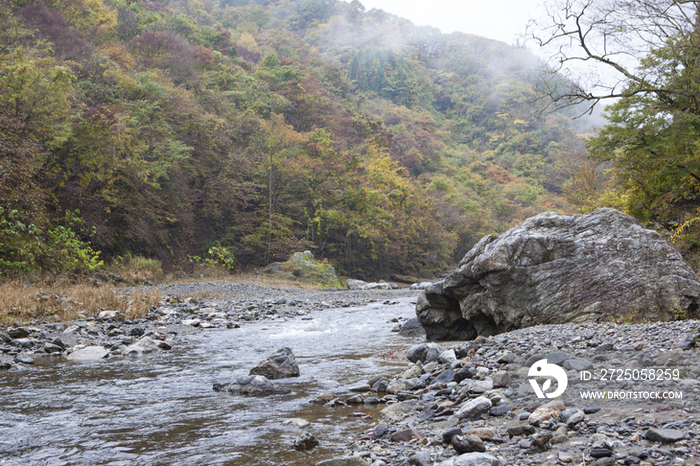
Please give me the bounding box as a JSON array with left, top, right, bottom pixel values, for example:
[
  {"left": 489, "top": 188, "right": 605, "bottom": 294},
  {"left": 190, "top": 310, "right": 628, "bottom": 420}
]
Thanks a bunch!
[{"left": 0, "top": 296, "right": 423, "bottom": 465}]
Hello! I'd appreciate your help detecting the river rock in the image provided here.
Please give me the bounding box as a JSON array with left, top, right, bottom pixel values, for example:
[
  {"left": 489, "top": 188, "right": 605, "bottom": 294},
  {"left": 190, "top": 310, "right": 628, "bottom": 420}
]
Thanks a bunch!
[
  {"left": 294, "top": 431, "right": 319, "bottom": 450},
  {"left": 454, "top": 396, "right": 492, "bottom": 420},
  {"left": 214, "top": 375, "right": 291, "bottom": 395},
  {"left": 529, "top": 399, "right": 565, "bottom": 425},
  {"left": 66, "top": 346, "right": 110, "bottom": 361},
  {"left": 399, "top": 317, "right": 426, "bottom": 337},
  {"left": 452, "top": 434, "right": 486, "bottom": 453},
  {"left": 315, "top": 457, "right": 370, "bottom": 466},
  {"left": 415, "top": 209, "right": 700, "bottom": 340},
  {"left": 249, "top": 347, "right": 300, "bottom": 379},
  {"left": 437, "top": 452, "right": 500, "bottom": 466},
  {"left": 645, "top": 428, "right": 686, "bottom": 444},
  {"left": 407, "top": 343, "right": 442, "bottom": 363},
  {"left": 123, "top": 336, "right": 161, "bottom": 357}
]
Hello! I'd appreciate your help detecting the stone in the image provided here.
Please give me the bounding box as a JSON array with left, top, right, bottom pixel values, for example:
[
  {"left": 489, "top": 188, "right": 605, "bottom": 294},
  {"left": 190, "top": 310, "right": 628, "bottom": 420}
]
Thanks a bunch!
[
  {"left": 402, "top": 364, "right": 422, "bottom": 380},
  {"left": 380, "top": 400, "right": 424, "bottom": 418},
  {"left": 466, "top": 427, "right": 495, "bottom": 440},
  {"left": 644, "top": 428, "right": 686, "bottom": 444},
  {"left": 563, "top": 358, "right": 594, "bottom": 371},
  {"left": 434, "top": 368, "right": 455, "bottom": 385},
  {"left": 391, "top": 428, "right": 424, "bottom": 442},
  {"left": 656, "top": 350, "right": 685, "bottom": 366},
  {"left": 399, "top": 318, "right": 426, "bottom": 337},
  {"left": 545, "top": 351, "right": 569, "bottom": 366},
  {"left": 439, "top": 349, "right": 457, "bottom": 364},
  {"left": 249, "top": 347, "right": 300, "bottom": 379},
  {"left": 492, "top": 370, "right": 510, "bottom": 388},
  {"left": 314, "top": 457, "right": 370, "bottom": 466},
  {"left": 496, "top": 351, "right": 516, "bottom": 364},
  {"left": 443, "top": 427, "right": 463, "bottom": 444},
  {"left": 566, "top": 410, "right": 585, "bottom": 427},
  {"left": 677, "top": 335, "right": 696, "bottom": 350},
  {"left": 67, "top": 346, "right": 110, "bottom": 361},
  {"left": 346, "top": 279, "right": 368, "bottom": 290},
  {"left": 454, "top": 396, "right": 492, "bottom": 420},
  {"left": 348, "top": 383, "right": 371, "bottom": 392},
  {"left": 213, "top": 375, "right": 291, "bottom": 396},
  {"left": 43, "top": 343, "right": 64, "bottom": 354},
  {"left": 294, "top": 432, "right": 319, "bottom": 451},
  {"left": 98, "top": 310, "right": 121, "bottom": 320},
  {"left": 454, "top": 367, "right": 474, "bottom": 383},
  {"left": 436, "top": 452, "right": 500, "bottom": 466},
  {"left": 507, "top": 424, "right": 536, "bottom": 438},
  {"left": 488, "top": 404, "right": 510, "bottom": 416},
  {"left": 8, "top": 327, "right": 30, "bottom": 339},
  {"left": 416, "top": 209, "right": 700, "bottom": 340},
  {"left": 407, "top": 343, "right": 442, "bottom": 363},
  {"left": 122, "top": 337, "right": 160, "bottom": 357},
  {"left": 14, "top": 353, "right": 35, "bottom": 365},
  {"left": 407, "top": 452, "right": 431, "bottom": 466},
  {"left": 529, "top": 399, "right": 565, "bottom": 425},
  {"left": 452, "top": 434, "right": 486, "bottom": 453}
]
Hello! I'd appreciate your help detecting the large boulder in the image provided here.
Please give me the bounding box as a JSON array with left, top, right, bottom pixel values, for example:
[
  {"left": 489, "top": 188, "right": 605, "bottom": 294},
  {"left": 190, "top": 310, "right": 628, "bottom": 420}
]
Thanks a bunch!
[
  {"left": 417, "top": 209, "right": 700, "bottom": 340},
  {"left": 263, "top": 251, "right": 342, "bottom": 288},
  {"left": 249, "top": 347, "right": 300, "bottom": 379}
]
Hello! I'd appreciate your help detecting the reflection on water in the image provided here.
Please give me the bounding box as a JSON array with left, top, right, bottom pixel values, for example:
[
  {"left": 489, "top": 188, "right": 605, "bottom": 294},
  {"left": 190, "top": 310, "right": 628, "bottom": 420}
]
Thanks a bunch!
[{"left": 0, "top": 297, "right": 422, "bottom": 465}]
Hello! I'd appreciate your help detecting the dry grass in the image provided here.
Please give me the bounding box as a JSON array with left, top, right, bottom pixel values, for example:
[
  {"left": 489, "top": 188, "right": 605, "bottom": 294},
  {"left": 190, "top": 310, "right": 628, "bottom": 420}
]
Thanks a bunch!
[{"left": 0, "top": 277, "right": 162, "bottom": 325}]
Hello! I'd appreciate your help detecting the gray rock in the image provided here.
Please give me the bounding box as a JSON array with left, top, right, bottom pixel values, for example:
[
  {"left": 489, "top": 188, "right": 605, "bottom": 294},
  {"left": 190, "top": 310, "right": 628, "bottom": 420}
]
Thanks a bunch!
[
  {"left": 8, "top": 327, "right": 30, "bottom": 339},
  {"left": 122, "top": 337, "right": 160, "bottom": 357},
  {"left": 294, "top": 431, "right": 319, "bottom": 451},
  {"left": 315, "top": 457, "right": 370, "bottom": 466},
  {"left": 67, "top": 346, "right": 110, "bottom": 361},
  {"left": 645, "top": 428, "right": 686, "bottom": 444},
  {"left": 488, "top": 405, "right": 510, "bottom": 416},
  {"left": 346, "top": 279, "right": 368, "bottom": 290},
  {"left": 380, "top": 400, "right": 425, "bottom": 419},
  {"left": 406, "top": 343, "right": 442, "bottom": 363},
  {"left": 546, "top": 351, "right": 569, "bottom": 366},
  {"left": 564, "top": 358, "right": 594, "bottom": 371},
  {"left": 416, "top": 209, "right": 700, "bottom": 340},
  {"left": 14, "top": 353, "right": 35, "bottom": 365},
  {"left": 492, "top": 370, "right": 510, "bottom": 388},
  {"left": 439, "top": 349, "right": 457, "bottom": 364},
  {"left": 399, "top": 318, "right": 426, "bottom": 337},
  {"left": 454, "top": 396, "right": 492, "bottom": 420},
  {"left": 452, "top": 434, "right": 486, "bottom": 453},
  {"left": 249, "top": 347, "right": 300, "bottom": 379},
  {"left": 437, "top": 452, "right": 500, "bottom": 466},
  {"left": 214, "top": 375, "right": 291, "bottom": 396},
  {"left": 407, "top": 451, "right": 431, "bottom": 466}
]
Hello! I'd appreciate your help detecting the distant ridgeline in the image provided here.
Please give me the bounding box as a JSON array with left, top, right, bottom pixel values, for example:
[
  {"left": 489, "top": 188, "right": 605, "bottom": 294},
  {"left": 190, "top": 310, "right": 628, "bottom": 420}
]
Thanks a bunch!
[{"left": 0, "top": 0, "right": 596, "bottom": 278}]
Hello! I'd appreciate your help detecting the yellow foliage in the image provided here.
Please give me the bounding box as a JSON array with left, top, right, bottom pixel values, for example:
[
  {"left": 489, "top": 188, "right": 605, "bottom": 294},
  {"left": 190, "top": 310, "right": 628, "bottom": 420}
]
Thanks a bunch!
[
  {"left": 101, "top": 68, "right": 137, "bottom": 90},
  {"left": 236, "top": 32, "right": 259, "bottom": 52},
  {"left": 100, "top": 42, "right": 136, "bottom": 70}
]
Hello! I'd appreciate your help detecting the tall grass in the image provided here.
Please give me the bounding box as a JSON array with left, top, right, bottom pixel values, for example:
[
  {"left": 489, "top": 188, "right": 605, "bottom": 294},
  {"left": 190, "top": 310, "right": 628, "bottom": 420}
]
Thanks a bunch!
[
  {"left": 0, "top": 277, "right": 161, "bottom": 325},
  {"left": 112, "top": 254, "right": 164, "bottom": 283}
]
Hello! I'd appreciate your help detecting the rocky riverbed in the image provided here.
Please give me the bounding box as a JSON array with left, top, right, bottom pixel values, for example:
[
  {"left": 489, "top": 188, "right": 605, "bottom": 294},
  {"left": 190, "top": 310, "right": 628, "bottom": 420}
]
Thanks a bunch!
[
  {"left": 327, "top": 320, "right": 700, "bottom": 466},
  {"left": 0, "top": 281, "right": 417, "bottom": 370},
  {"left": 2, "top": 281, "right": 700, "bottom": 466}
]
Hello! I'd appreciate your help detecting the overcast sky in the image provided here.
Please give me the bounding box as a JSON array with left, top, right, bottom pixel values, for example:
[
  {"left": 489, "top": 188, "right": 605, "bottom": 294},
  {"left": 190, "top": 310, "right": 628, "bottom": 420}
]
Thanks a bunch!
[{"left": 357, "top": 0, "right": 546, "bottom": 45}]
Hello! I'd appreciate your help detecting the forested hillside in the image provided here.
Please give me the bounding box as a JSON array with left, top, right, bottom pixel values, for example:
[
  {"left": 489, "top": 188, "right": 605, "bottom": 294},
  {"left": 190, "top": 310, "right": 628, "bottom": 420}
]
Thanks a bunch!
[{"left": 0, "top": 0, "right": 590, "bottom": 278}]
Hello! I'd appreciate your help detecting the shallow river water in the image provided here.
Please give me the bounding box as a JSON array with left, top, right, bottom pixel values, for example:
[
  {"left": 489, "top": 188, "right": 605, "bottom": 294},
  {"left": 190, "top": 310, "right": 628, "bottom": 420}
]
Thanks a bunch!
[{"left": 0, "top": 296, "right": 423, "bottom": 465}]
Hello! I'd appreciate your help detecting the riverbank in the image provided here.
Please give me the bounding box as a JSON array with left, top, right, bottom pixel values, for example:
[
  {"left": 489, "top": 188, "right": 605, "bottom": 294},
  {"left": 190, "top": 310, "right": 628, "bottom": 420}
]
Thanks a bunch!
[{"left": 331, "top": 320, "right": 700, "bottom": 466}]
